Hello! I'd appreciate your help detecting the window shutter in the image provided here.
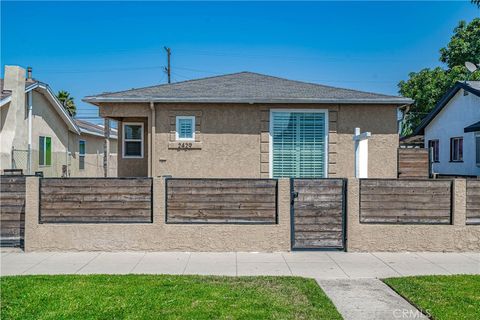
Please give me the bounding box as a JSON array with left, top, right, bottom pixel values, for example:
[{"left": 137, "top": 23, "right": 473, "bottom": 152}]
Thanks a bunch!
[{"left": 45, "top": 137, "right": 52, "bottom": 166}]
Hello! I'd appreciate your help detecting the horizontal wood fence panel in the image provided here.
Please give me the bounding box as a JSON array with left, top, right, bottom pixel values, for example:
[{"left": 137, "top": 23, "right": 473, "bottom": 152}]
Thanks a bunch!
[
  {"left": 398, "top": 148, "right": 429, "bottom": 179},
  {"left": 0, "top": 176, "right": 25, "bottom": 246},
  {"left": 292, "top": 179, "right": 345, "bottom": 250},
  {"left": 166, "top": 179, "right": 277, "bottom": 224},
  {"left": 466, "top": 180, "right": 480, "bottom": 225},
  {"left": 360, "top": 179, "right": 452, "bottom": 224},
  {"left": 40, "top": 178, "right": 153, "bottom": 223}
]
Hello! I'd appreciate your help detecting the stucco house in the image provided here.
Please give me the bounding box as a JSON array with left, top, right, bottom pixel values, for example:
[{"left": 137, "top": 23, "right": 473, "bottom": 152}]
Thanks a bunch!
[
  {"left": 413, "top": 81, "right": 480, "bottom": 177},
  {"left": 84, "top": 72, "right": 412, "bottom": 178},
  {"left": 0, "top": 65, "right": 117, "bottom": 177}
]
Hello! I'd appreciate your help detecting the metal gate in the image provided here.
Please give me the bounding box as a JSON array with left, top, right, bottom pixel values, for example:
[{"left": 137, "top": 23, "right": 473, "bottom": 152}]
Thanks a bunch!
[{"left": 290, "top": 179, "right": 346, "bottom": 250}]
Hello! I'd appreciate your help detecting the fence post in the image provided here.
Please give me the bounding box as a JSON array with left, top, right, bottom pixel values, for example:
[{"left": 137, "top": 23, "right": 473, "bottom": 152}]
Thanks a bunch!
[
  {"left": 453, "top": 179, "right": 466, "bottom": 226},
  {"left": 23, "top": 176, "right": 39, "bottom": 252},
  {"left": 346, "top": 178, "right": 360, "bottom": 252}
]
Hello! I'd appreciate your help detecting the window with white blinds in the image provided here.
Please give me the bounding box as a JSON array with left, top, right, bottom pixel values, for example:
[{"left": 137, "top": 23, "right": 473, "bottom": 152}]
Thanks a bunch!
[
  {"left": 176, "top": 116, "right": 195, "bottom": 141},
  {"left": 270, "top": 111, "right": 327, "bottom": 178}
]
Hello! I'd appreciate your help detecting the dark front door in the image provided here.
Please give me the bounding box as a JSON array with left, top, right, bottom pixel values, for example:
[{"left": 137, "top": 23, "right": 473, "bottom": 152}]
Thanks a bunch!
[{"left": 291, "top": 179, "right": 346, "bottom": 250}]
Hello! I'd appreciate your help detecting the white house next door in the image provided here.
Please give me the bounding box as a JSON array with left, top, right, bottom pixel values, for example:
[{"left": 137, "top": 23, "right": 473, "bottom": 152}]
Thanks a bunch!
[{"left": 269, "top": 109, "right": 328, "bottom": 178}]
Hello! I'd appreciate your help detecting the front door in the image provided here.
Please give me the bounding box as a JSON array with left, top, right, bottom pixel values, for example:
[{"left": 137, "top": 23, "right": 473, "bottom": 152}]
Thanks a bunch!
[{"left": 270, "top": 110, "right": 328, "bottom": 178}]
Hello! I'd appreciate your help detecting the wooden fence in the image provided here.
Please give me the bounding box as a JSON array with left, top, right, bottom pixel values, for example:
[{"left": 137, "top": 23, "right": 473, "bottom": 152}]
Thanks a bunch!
[
  {"left": 397, "top": 148, "right": 429, "bottom": 179},
  {"left": 360, "top": 179, "right": 452, "bottom": 224},
  {"left": 0, "top": 176, "right": 26, "bottom": 247},
  {"left": 39, "top": 178, "right": 153, "bottom": 223},
  {"left": 466, "top": 180, "right": 480, "bottom": 225},
  {"left": 166, "top": 179, "right": 277, "bottom": 223}
]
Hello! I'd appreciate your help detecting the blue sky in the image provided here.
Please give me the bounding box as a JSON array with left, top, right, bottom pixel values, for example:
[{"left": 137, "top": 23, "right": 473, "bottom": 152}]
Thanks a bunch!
[{"left": 1, "top": 1, "right": 478, "bottom": 122}]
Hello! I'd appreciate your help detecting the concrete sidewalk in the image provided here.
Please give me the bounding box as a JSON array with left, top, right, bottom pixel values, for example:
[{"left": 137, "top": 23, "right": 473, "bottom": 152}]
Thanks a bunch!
[
  {"left": 318, "top": 279, "right": 429, "bottom": 320},
  {"left": 1, "top": 250, "right": 478, "bottom": 277}
]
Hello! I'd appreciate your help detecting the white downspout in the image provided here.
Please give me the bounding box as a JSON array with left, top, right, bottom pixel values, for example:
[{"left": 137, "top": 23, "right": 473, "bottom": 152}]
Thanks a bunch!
[{"left": 27, "top": 90, "right": 33, "bottom": 175}]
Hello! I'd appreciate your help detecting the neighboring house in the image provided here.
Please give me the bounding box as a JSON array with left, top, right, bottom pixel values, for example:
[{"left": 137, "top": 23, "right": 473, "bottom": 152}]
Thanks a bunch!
[
  {"left": 0, "top": 65, "right": 117, "bottom": 177},
  {"left": 84, "top": 72, "right": 412, "bottom": 178},
  {"left": 413, "top": 81, "right": 480, "bottom": 177}
]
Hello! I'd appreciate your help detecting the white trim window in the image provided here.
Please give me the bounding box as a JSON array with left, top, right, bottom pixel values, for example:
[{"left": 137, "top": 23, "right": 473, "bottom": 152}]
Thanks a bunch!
[
  {"left": 175, "top": 116, "right": 195, "bottom": 141},
  {"left": 122, "top": 122, "right": 144, "bottom": 158},
  {"left": 79, "top": 140, "right": 86, "bottom": 170},
  {"left": 428, "top": 139, "right": 440, "bottom": 162},
  {"left": 450, "top": 137, "right": 463, "bottom": 162},
  {"left": 269, "top": 109, "right": 328, "bottom": 178}
]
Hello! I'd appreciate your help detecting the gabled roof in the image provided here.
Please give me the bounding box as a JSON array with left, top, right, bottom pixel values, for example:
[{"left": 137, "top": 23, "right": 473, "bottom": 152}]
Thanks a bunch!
[
  {"left": 413, "top": 81, "right": 480, "bottom": 136},
  {"left": 75, "top": 119, "right": 118, "bottom": 139},
  {"left": 84, "top": 71, "right": 413, "bottom": 105}
]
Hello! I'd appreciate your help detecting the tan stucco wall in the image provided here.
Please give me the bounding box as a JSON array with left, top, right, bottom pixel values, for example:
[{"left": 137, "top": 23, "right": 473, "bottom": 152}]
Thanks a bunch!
[
  {"left": 101, "top": 103, "right": 399, "bottom": 179},
  {"left": 24, "top": 177, "right": 291, "bottom": 252},
  {"left": 347, "top": 179, "right": 480, "bottom": 252}
]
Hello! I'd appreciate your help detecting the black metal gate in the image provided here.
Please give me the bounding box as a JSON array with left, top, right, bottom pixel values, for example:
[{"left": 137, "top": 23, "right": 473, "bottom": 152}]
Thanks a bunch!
[{"left": 290, "top": 179, "right": 346, "bottom": 250}]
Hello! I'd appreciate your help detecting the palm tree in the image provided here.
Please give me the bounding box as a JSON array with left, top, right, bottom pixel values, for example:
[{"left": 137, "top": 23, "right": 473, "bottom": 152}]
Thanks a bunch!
[{"left": 57, "top": 90, "right": 76, "bottom": 117}]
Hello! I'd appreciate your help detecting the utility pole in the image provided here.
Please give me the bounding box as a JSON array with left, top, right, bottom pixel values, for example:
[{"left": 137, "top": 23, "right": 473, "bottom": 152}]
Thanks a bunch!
[{"left": 164, "top": 47, "right": 171, "bottom": 83}]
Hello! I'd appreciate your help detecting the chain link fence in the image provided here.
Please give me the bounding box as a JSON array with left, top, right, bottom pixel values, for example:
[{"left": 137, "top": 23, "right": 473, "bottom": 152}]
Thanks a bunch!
[{"left": 11, "top": 148, "right": 29, "bottom": 173}]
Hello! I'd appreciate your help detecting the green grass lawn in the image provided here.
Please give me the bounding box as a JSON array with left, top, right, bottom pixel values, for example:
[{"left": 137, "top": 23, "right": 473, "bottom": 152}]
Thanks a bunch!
[
  {"left": 384, "top": 275, "right": 480, "bottom": 320},
  {"left": 1, "top": 274, "right": 341, "bottom": 320}
]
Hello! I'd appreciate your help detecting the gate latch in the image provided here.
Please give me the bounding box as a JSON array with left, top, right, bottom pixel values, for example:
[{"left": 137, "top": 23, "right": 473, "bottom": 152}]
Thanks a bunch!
[{"left": 291, "top": 191, "right": 298, "bottom": 204}]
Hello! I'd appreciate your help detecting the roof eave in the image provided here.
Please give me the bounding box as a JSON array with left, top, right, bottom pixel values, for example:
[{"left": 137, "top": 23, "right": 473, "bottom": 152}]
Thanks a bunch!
[
  {"left": 0, "top": 95, "right": 12, "bottom": 107},
  {"left": 30, "top": 82, "right": 81, "bottom": 135},
  {"left": 412, "top": 82, "right": 480, "bottom": 136},
  {"left": 83, "top": 97, "right": 413, "bottom": 105}
]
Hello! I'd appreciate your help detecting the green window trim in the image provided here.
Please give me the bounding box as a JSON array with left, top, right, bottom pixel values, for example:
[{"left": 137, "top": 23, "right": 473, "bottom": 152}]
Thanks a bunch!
[
  {"left": 270, "top": 110, "right": 328, "bottom": 178},
  {"left": 39, "top": 136, "right": 52, "bottom": 166}
]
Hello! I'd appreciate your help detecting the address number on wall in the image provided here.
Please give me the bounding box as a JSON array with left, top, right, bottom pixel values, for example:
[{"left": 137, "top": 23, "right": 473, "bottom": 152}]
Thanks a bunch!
[{"left": 177, "top": 142, "right": 193, "bottom": 149}]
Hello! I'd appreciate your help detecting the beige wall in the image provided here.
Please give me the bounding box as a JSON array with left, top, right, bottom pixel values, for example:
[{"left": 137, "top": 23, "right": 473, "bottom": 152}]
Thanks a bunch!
[
  {"left": 30, "top": 90, "right": 70, "bottom": 177},
  {"left": 68, "top": 133, "right": 118, "bottom": 177},
  {"left": 347, "top": 179, "right": 480, "bottom": 252},
  {"left": 25, "top": 177, "right": 291, "bottom": 252},
  {"left": 101, "top": 102, "right": 399, "bottom": 179},
  {"left": 0, "top": 66, "right": 26, "bottom": 171}
]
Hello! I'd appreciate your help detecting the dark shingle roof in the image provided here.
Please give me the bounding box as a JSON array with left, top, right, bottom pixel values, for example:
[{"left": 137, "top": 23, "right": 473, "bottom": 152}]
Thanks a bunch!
[{"left": 84, "top": 72, "right": 412, "bottom": 105}]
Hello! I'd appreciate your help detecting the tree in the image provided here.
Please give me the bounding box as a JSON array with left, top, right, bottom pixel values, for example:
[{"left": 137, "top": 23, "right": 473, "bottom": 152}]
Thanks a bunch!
[
  {"left": 57, "top": 90, "right": 76, "bottom": 117},
  {"left": 399, "top": 18, "right": 480, "bottom": 136},
  {"left": 439, "top": 19, "right": 480, "bottom": 68},
  {"left": 472, "top": 0, "right": 480, "bottom": 8}
]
